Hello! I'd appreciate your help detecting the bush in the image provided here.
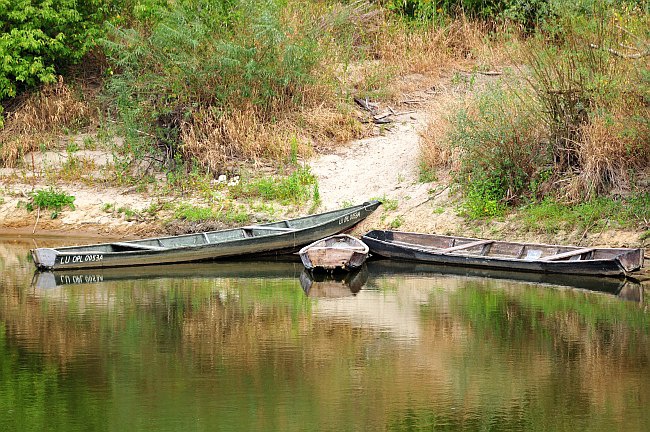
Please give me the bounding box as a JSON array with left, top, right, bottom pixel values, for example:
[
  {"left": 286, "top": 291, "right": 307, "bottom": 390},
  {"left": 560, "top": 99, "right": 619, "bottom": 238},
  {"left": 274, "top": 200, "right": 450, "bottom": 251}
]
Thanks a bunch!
[
  {"left": 384, "top": 0, "right": 555, "bottom": 28},
  {"left": 446, "top": 86, "right": 547, "bottom": 218},
  {"left": 26, "top": 187, "right": 75, "bottom": 218},
  {"left": 522, "top": 2, "right": 649, "bottom": 199},
  {"left": 102, "top": 0, "right": 322, "bottom": 169},
  {"left": 232, "top": 166, "right": 318, "bottom": 205},
  {"left": 0, "top": 0, "right": 108, "bottom": 99}
]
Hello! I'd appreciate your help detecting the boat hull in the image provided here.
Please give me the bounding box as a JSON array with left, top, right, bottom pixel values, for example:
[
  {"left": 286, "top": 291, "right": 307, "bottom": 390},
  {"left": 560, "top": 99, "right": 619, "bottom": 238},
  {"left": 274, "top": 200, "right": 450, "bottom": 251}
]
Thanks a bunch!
[
  {"left": 32, "top": 201, "right": 380, "bottom": 270},
  {"left": 361, "top": 230, "right": 644, "bottom": 277}
]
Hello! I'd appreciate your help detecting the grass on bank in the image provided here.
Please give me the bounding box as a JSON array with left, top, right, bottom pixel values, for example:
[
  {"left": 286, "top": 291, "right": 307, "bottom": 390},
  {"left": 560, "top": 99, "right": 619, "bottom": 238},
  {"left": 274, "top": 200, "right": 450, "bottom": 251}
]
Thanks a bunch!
[
  {"left": 521, "top": 194, "right": 650, "bottom": 235},
  {"left": 419, "top": 2, "right": 649, "bottom": 228}
]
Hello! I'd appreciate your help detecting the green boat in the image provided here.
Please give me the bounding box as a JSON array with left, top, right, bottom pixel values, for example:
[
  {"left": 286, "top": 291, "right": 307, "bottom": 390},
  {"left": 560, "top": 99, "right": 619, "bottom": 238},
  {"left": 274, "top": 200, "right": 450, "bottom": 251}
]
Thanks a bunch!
[{"left": 31, "top": 201, "right": 381, "bottom": 270}]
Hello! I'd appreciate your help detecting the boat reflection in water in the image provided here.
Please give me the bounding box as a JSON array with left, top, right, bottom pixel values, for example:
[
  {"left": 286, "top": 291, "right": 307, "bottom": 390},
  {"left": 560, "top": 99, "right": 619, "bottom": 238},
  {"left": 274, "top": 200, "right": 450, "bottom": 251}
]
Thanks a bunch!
[
  {"left": 365, "top": 259, "right": 642, "bottom": 301},
  {"left": 299, "top": 266, "right": 369, "bottom": 297},
  {"left": 31, "top": 258, "right": 642, "bottom": 303},
  {"left": 31, "top": 260, "right": 305, "bottom": 290}
]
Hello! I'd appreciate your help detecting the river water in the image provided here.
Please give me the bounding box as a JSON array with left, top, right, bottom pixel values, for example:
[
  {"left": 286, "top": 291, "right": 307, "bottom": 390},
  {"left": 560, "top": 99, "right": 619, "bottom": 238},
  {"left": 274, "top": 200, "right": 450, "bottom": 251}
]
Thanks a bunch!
[{"left": 1, "top": 237, "right": 649, "bottom": 431}]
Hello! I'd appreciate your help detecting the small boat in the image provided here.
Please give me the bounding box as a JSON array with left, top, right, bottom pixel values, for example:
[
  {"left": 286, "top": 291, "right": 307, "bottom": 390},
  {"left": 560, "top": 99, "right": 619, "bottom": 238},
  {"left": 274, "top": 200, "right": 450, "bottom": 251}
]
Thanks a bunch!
[
  {"left": 361, "top": 230, "right": 644, "bottom": 277},
  {"left": 31, "top": 201, "right": 381, "bottom": 270},
  {"left": 298, "top": 234, "right": 369, "bottom": 272}
]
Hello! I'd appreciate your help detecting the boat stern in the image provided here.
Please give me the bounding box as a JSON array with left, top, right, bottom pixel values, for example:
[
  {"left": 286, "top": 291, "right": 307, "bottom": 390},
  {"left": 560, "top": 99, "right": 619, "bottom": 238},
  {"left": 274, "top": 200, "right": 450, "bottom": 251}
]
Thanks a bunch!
[
  {"left": 31, "top": 248, "right": 59, "bottom": 270},
  {"left": 618, "top": 248, "right": 645, "bottom": 274}
]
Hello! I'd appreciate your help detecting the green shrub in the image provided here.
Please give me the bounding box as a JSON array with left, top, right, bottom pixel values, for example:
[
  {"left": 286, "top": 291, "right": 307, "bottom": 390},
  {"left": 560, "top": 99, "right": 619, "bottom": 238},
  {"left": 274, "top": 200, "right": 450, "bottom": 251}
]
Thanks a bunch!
[
  {"left": 26, "top": 187, "right": 75, "bottom": 218},
  {"left": 174, "top": 204, "right": 215, "bottom": 222},
  {"left": 384, "top": 0, "right": 555, "bottom": 27},
  {"left": 447, "top": 86, "right": 547, "bottom": 218},
  {"left": 102, "top": 0, "right": 322, "bottom": 166},
  {"left": 0, "top": 0, "right": 108, "bottom": 99}
]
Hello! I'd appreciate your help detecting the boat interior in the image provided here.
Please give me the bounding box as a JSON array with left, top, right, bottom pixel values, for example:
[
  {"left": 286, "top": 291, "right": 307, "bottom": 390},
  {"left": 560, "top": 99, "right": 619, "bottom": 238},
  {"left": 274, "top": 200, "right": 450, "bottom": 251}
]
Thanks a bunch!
[
  {"left": 55, "top": 204, "right": 367, "bottom": 253},
  {"left": 308, "top": 236, "right": 367, "bottom": 251},
  {"left": 367, "top": 230, "right": 630, "bottom": 262}
]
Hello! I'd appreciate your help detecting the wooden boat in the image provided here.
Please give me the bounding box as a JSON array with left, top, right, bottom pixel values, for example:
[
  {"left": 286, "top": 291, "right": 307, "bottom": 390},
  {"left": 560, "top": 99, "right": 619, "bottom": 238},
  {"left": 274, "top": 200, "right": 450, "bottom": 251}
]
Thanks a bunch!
[
  {"left": 361, "top": 230, "right": 644, "bottom": 277},
  {"left": 298, "top": 234, "right": 369, "bottom": 271},
  {"left": 31, "top": 201, "right": 381, "bottom": 270}
]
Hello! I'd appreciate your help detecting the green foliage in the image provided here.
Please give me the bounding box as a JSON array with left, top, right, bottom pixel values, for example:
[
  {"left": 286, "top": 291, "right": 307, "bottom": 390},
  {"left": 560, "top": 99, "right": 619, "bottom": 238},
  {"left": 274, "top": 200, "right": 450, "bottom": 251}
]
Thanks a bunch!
[
  {"left": 372, "top": 195, "right": 398, "bottom": 211},
  {"left": 385, "top": 0, "right": 444, "bottom": 22},
  {"left": 418, "top": 163, "right": 438, "bottom": 183},
  {"left": 26, "top": 187, "right": 75, "bottom": 218},
  {"left": 389, "top": 215, "right": 404, "bottom": 228},
  {"left": 447, "top": 86, "right": 546, "bottom": 218},
  {"left": 173, "top": 202, "right": 249, "bottom": 224},
  {"left": 521, "top": 193, "right": 650, "bottom": 233},
  {"left": 0, "top": 0, "right": 108, "bottom": 99},
  {"left": 102, "top": 0, "right": 322, "bottom": 165},
  {"left": 233, "top": 166, "right": 318, "bottom": 205},
  {"left": 174, "top": 204, "right": 216, "bottom": 222},
  {"left": 384, "top": 0, "right": 555, "bottom": 27}
]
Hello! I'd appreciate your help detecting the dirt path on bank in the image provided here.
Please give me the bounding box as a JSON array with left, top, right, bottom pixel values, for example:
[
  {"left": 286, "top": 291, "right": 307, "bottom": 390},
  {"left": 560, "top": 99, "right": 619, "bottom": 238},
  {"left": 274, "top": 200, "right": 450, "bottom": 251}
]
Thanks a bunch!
[{"left": 308, "top": 96, "right": 463, "bottom": 237}]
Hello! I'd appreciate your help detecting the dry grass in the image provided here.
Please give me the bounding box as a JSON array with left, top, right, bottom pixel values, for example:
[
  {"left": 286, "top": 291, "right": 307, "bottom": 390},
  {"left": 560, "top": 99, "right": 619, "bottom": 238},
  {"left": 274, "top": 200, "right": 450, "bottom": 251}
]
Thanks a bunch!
[
  {"left": 373, "top": 18, "right": 500, "bottom": 81},
  {"left": 419, "top": 96, "right": 465, "bottom": 171},
  {"left": 564, "top": 104, "right": 650, "bottom": 200},
  {"left": 181, "top": 108, "right": 308, "bottom": 173},
  {"left": 180, "top": 102, "right": 369, "bottom": 173},
  {"left": 299, "top": 106, "right": 366, "bottom": 145},
  {"left": 0, "top": 77, "right": 90, "bottom": 168}
]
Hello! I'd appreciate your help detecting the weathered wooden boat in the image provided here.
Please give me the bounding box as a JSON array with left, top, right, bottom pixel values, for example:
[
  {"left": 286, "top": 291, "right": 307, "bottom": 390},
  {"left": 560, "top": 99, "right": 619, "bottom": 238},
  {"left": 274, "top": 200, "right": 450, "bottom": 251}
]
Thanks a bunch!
[
  {"left": 298, "top": 234, "right": 369, "bottom": 271},
  {"left": 31, "top": 201, "right": 381, "bottom": 270},
  {"left": 361, "top": 230, "right": 644, "bottom": 277}
]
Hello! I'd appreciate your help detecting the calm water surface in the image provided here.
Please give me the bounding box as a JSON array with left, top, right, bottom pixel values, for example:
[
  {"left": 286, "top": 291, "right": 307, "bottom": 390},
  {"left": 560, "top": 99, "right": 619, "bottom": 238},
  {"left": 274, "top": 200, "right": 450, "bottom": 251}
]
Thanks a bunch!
[{"left": 1, "top": 236, "right": 649, "bottom": 431}]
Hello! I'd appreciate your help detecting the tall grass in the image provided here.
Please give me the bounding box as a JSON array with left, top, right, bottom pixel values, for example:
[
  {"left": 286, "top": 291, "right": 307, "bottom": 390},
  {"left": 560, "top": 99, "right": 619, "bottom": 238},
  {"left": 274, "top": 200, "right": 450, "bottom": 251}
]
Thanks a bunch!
[
  {"left": 101, "top": 0, "right": 354, "bottom": 173},
  {"left": 420, "top": 1, "right": 649, "bottom": 218},
  {"left": 521, "top": 3, "right": 649, "bottom": 200},
  {"left": 0, "top": 79, "right": 89, "bottom": 167}
]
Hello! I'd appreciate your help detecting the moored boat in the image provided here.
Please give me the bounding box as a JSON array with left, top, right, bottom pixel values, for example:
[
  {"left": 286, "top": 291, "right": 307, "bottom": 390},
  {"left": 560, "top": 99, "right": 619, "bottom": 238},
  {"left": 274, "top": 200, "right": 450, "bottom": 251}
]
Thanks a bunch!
[
  {"left": 31, "top": 201, "right": 381, "bottom": 270},
  {"left": 361, "top": 230, "right": 644, "bottom": 277},
  {"left": 298, "top": 234, "right": 369, "bottom": 272}
]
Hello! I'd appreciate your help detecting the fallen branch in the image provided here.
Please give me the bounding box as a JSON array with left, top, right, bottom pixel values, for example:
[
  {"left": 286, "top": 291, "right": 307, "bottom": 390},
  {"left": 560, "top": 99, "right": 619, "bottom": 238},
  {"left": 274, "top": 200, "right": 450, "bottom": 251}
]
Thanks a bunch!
[
  {"left": 589, "top": 43, "right": 649, "bottom": 59},
  {"left": 391, "top": 110, "right": 416, "bottom": 117},
  {"left": 399, "top": 186, "right": 450, "bottom": 216},
  {"left": 354, "top": 97, "right": 378, "bottom": 113},
  {"left": 373, "top": 112, "right": 392, "bottom": 120}
]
